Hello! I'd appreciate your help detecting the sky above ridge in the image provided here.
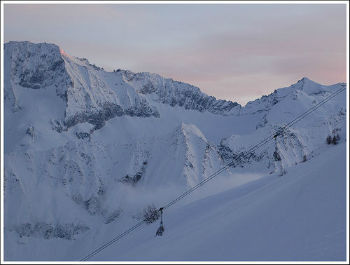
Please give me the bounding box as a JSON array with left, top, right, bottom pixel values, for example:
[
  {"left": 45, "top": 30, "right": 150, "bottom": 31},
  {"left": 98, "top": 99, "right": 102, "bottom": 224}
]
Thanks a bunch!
[{"left": 3, "top": 3, "right": 347, "bottom": 105}]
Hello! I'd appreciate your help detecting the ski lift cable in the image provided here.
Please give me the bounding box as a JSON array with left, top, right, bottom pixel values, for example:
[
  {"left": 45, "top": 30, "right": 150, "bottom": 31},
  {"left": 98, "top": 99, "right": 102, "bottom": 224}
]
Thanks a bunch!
[
  {"left": 80, "top": 85, "right": 346, "bottom": 261},
  {"left": 163, "top": 86, "right": 346, "bottom": 210},
  {"left": 284, "top": 86, "right": 346, "bottom": 129},
  {"left": 81, "top": 220, "right": 145, "bottom": 261}
]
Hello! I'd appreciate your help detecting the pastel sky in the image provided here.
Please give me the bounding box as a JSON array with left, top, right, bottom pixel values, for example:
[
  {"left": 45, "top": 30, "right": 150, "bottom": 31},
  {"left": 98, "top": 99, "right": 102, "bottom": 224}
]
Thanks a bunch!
[{"left": 3, "top": 3, "right": 347, "bottom": 105}]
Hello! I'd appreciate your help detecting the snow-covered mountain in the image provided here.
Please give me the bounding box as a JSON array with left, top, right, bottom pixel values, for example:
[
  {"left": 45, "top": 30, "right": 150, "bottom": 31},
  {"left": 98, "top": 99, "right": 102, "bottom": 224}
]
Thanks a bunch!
[{"left": 3, "top": 41, "right": 347, "bottom": 261}]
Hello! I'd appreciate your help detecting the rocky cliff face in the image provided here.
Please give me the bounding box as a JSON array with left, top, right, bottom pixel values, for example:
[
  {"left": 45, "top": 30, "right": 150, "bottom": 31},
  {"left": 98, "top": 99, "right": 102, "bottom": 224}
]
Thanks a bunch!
[
  {"left": 4, "top": 41, "right": 240, "bottom": 134},
  {"left": 123, "top": 70, "right": 240, "bottom": 114}
]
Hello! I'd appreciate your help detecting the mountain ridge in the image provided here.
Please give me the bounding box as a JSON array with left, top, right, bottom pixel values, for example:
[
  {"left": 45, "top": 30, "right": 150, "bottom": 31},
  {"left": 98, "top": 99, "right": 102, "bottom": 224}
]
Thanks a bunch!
[
  {"left": 6, "top": 41, "right": 344, "bottom": 120},
  {"left": 4, "top": 41, "right": 241, "bottom": 131}
]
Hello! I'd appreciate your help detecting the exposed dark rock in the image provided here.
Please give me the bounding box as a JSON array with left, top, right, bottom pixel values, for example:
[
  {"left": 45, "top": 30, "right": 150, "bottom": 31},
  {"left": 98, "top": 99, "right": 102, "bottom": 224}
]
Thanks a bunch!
[
  {"left": 50, "top": 120, "right": 65, "bottom": 133},
  {"left": 143, "top": 205, "right": 160, "bottom": 224},
  {"left": 120, "top": 160, "right": 148, "bottom": 186},
  {"left": 76, "top": 132, "right": 90, "bottom": 139},
  {"left": 26, "top": 126, "right": 34, "bottom": 138},
  {"left": 104, "top": 209, "right": 122, "bottom": 224},
  {"left": 218, "top": 142, "right": 264, "bottom": 167},
  {"left": 135, "top": 75, "right": 240, "bottom": 115},
  {"left": 84, "top": 196, "right": 100, "bottom": 215},
  {"left": 64, "top": 103, "right": 123, "bottom": 129},
  {"left": 120, "top": 174, "right": 141, "bottom": 185},
  {"left": 139, "top": 81, "right": 157, "bottom": 94},
  {"left": 14, "top": 222, "right": 89, "bottom": 240},
  {"left": 273, "top": 150, "right": 282, "bottom": 161}
]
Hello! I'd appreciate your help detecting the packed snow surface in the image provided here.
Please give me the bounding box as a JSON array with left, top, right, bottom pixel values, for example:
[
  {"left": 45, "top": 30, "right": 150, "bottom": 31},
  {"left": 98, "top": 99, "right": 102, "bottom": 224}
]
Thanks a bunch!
[{"left": 3, "top": 41, "right": 347, "bottom": 261}]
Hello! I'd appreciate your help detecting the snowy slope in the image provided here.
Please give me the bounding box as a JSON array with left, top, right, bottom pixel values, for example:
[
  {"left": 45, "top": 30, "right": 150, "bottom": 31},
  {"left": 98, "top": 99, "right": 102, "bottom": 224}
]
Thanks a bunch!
[
  {"left": 5, "top": 142, "right": 346, "bottom": 261},
  {"left": 85, "top": 143, "right": 347, "bottom": 261},
  {"left": 3, "top": 41, "right": 347, "bottom": 261}
]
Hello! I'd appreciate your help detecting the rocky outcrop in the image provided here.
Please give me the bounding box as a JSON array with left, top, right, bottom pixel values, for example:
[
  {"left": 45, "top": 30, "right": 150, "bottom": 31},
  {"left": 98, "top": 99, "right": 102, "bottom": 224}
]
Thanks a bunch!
[
  {"left": 13, "top": 222, "right": 89, "bottom": 240},
  {"left": 4, "top": 41, "right": 71, "bottom": 99},
  {"left": 123, "top": 70, "right": 240, "bottom": 115}
]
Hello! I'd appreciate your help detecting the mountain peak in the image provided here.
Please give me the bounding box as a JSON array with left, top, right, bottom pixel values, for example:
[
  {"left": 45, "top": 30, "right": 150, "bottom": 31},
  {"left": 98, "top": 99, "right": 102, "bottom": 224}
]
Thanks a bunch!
[
  {"left": 4, "top": 41, "right": 69, "bottom": 95},
  {"left": 298, "top": 76, "right": 312, "bottom": 83},
  {"left": 294, "top": 77, "right": 321, "bottom": 88},
  {"left": 5, "top": 40, "right": 60, "bottom": 52}
]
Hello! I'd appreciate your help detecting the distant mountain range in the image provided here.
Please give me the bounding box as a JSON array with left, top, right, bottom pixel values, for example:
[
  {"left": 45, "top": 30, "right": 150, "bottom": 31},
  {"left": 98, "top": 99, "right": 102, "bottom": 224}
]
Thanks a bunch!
[{"left": 3, "top": 41, "right": 347, "bottom": 261}]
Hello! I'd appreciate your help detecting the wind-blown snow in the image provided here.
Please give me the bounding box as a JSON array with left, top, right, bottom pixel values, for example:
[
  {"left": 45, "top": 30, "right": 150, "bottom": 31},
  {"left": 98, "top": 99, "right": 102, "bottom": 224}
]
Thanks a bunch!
[{"left": 3, "top": 41, "right": 347, "bottom": 261}]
